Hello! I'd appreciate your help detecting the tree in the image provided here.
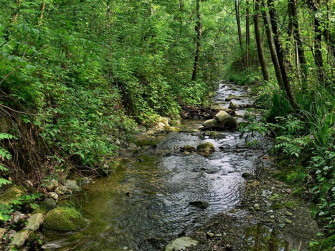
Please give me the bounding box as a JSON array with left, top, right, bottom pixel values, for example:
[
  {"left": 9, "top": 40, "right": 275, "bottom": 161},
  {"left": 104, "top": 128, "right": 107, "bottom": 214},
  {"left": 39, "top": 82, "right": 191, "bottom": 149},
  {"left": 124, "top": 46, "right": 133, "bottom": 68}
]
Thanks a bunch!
[
  {"left": 191, "top": 0, "right": 202, "bottom": 81},
  {"left": 268, "top": 0, "right": 299, "bottom": 110},
  {"left": 254, "top": 0, "right": 269, "bottom": 81}
]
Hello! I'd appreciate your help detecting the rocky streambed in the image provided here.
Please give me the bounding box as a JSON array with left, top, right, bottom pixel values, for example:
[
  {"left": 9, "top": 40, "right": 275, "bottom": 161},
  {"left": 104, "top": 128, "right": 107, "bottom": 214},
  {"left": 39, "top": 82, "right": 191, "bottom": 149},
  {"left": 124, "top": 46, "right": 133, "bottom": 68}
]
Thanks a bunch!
[{"left": 42, "top": 82, "right": 318, "bottom": 251}]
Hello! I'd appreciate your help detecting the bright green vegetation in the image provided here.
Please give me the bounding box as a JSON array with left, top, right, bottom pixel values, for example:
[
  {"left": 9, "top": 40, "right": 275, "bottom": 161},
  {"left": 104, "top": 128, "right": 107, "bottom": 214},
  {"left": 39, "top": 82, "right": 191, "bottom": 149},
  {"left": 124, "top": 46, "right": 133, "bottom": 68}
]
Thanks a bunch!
[{"left": 1, "top": 0, "right": 335, "bottom": 248}]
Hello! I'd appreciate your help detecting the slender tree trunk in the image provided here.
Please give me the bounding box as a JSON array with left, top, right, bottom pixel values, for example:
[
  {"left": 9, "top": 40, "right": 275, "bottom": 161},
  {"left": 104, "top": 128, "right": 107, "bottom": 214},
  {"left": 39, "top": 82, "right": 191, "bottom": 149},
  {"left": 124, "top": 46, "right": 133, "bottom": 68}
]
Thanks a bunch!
[
  {"left": 235, "top": 0, "right": 245, "bottom": 68},
  {"left": 254, "top": 0, "right": 270, "bottom": 81},
  {"left": 268, "top": 0, "right": 299, "bottom": 110},
  {"left": 290, "top": 0, "right": 308, "bottom": 83},
  {"left": 261, "top": 0, "right": 283, "bottom": 89},
  {"left": 38, "top": 0, "right": 46, "bottom": 25},
  {"left": 191, "top": 0, "right": 201, "bottom": 81},
  {"left": 246, "top": 0, "right": 251, "bottom": 68},
  {"left": 306, "top": 0, "right": 325, "bottom": 83}
]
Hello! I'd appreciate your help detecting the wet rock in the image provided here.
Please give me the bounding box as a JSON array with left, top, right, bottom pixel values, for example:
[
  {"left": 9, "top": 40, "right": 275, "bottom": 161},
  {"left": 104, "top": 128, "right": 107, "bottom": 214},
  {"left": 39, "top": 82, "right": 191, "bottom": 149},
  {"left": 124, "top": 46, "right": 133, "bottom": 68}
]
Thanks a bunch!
[
  {"left": 180, "top": 145, "right": 196, "bottom": 153},
  {"left": 189, "top": 201, "right": 209, "bottom": 209},
  {"left": 64, "top": 180, "right": 80, "bottom": 192},
  {"left": 44, "top": 207, "right": 86, "bottom": 233},
  {"left": 165, "top": 237, "right": 198, "bottom": 251},
  {"left": 254, "top": 204, "right": 261, "bottom": 211},
  {"left": 25, "top": 213, "right": 44, "bottom": 231},
  {"left": 0, "top": 185, "right": 26, "bottom": 205},
  {"left": 10, "top": 229, "right": 30, "bottom": 247},
  {"left": 196, "top": 142, "right": 215, "bottom": 157},
  {"left": 215, "top": 111, "right": 237, "bottom": 129},
  {"left": 203, "top": 119, "right": 220, "bottom": 128},
  {"left": 242, "top": 172, "right": 253, "bottom": 180},
  {"left": 225, "top": 94, "right": 241, "bottom": 101},
  {"left": 229, "top": 101, "right": 239, "bottom": 110}
]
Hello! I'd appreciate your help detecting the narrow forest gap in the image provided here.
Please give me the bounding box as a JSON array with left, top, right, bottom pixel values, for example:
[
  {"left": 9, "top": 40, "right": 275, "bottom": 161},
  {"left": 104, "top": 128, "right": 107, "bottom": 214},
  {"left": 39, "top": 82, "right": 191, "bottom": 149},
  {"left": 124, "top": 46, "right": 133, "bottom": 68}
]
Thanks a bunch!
[{"left": 1, "top": 1, "right": 335, "bottom": 250}]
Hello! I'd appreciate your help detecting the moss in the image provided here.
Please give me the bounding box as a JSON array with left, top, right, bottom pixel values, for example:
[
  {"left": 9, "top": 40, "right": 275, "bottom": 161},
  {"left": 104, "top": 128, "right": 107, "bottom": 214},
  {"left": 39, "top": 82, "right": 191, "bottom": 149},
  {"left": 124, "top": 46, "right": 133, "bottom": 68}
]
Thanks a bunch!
[
  {"left": 134, "top": 138, "right": 160, "bottom": 147},
  {"left": 0, "top": 185, "right": 27, "bottom": 205},
  {"left": 43, "top": 207, "right": 86, "bottom": 232},
  {"left": 197, "top": 142, "right": 215, "bottom": 156}
]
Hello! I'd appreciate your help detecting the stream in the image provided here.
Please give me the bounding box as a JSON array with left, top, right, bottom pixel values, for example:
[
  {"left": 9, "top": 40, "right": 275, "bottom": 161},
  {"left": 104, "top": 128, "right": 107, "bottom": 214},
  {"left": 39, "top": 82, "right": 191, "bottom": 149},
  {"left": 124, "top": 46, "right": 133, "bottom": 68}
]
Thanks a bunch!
[{"left": 44, "top": 82, "right": 316, "bottom": 251}]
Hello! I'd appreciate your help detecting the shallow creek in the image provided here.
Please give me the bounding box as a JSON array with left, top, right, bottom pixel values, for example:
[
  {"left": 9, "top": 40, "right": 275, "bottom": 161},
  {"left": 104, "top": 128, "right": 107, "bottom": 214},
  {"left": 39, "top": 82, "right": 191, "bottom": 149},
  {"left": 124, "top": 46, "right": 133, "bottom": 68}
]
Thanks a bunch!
[{"left": 44, "top": 83, "right": 315, "bottom": 251}]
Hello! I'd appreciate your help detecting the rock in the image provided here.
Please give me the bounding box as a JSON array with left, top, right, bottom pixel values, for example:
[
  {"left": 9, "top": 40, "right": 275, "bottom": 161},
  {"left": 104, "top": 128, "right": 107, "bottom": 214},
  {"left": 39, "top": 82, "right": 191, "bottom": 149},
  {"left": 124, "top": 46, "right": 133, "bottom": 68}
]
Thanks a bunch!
[
  {"left": 25, "top": 213, "right": 44, "bottom": 231},
  {"left": 44, "top": 207, "right": 86, "bottom": 232},
  {"left": 197, "top": 126, "right": 205, "bottom": 131},
  {"left": 64, "top": 180, "right": 80, "bottom": 192},
  {"left": 0, "top": 228, "right": 6, "bottom": 239},
  {"left": 225, "top": 94, "right": 241, "bottom": 101},
  {"left": 188, "top": 201, "right": 209, "bottom": 209},
  {"left": 254, "top": 204, "right": 261, "bottom": 211},
  {"left": 196, "top": 142, "right": 215, "bottom": 157},
  {"left": 165, "top": 237, "right": 198, "bottom": 251},
  {"left": 206, "top": 232, "right": 215, "bottom": 238},
  {"left": 229, "top": 101, "right": 239, "bottom": 110},
  {"left": 48, "top": 192, "right": 59, "bottom": 201},
  {"left": 43, "top": 198, "right": 57, "bottom": 210},
  {"left": 284, "top": 219, "right": 292, "bottom": 224},
  {"left": 45, "top": 179, "right": 59, "bottom": 191},
  {"left": 203, "top": 119, "right": 220, "bottom": 128},
  {"left": 12, "top": 211, "right": 26, "bottom": 223},
  {"left": 180, "top": 145, "right": 196, "bottom": 153},
  {"left": 242, "top": 172, "right": 253, "bottom": 180},
  {"left": 0, "top": 185, "right": 26, "bottom": 205},
  {"left": 285, "top": 211, "right": 293, "bottom": 217},
  {"left": 215, "top": 111, "right": 237, "bottom": 129},
  {"left": 10, "top": 229, "right": 30, "bottom": 247}
]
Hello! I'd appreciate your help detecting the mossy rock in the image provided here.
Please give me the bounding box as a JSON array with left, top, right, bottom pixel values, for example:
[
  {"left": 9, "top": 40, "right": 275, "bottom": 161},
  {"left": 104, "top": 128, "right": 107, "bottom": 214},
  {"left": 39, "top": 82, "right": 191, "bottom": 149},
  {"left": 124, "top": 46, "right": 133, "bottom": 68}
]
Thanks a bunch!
[
  {"left": 43, "top": 207, "right": 86, "bottom": 232},
  {"left": 180, "top": 145, "right": 196, "bottom": 153},
  {"left": 197, "top": 142, "right": 215, "bottom": 156},
  {"left": 0, "top": 185, "right": 26, "bottom": 205}
]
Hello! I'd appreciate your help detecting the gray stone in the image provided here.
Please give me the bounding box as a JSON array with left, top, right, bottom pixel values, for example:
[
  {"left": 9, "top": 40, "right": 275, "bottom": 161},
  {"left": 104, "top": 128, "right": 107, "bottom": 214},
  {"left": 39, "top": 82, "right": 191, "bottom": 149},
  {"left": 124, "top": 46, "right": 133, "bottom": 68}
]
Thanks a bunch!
[
  {"left": 25, "top": 213, "right": 44, "bottom": 231},
  {"left": 44, "top": 198, "right": 57, "bottom": 210},
  {"left": 10, "top": 229, "right": 30, "bottom": 247},
  {"left": 165, "top": 237, "right": 198, "bottom": 251},
  {"left": 215, "top": 111, "right": 237, "bottom": 129},
  {"left": 203, "top": 119, "right": 219, "bottom": 128},
  {"left": 64, "top": 180, "right": 80, "bottom": 192},
  {"left": 48, "top": 192, "right": 59, "bottom": 201}
]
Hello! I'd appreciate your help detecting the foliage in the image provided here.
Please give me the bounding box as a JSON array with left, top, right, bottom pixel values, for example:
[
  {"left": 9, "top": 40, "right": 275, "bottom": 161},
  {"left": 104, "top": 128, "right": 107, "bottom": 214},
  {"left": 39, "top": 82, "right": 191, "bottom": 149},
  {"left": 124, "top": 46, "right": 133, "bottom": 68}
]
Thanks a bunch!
[{"left": 0, "top": 133, "right": 14, "bottom": 189}]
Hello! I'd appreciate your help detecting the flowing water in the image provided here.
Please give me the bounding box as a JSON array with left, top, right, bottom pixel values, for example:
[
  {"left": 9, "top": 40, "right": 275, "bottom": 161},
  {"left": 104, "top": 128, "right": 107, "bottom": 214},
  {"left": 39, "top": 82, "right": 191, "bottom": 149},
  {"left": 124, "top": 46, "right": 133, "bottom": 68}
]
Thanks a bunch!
[{"left": 43, "top": 83, "right": 309, "bottom": 251}]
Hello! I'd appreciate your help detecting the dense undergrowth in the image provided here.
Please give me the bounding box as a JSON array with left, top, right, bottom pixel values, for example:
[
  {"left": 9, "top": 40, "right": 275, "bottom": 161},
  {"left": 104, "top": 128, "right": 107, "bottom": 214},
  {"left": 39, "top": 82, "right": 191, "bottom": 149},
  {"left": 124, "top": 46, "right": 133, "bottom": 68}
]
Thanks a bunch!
[{"left": 0, "top": 0, "right": 235, "bottom": 185}]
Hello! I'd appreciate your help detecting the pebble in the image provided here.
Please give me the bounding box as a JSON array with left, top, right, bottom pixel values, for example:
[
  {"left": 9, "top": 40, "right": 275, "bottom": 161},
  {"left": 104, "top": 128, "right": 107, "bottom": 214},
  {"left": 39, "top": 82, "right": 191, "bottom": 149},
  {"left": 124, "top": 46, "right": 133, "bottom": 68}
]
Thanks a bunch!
[
  {"left": 48, "top": 192, "right": 59, "bottom": 201},
  {"left": 254, "top": 204, "right": 261, "bottom": 211},
  {"left": 206, "top": 232, "right": 215, "bottom": 238},
  {"left": 285, "top": 211, "right": 293, "bottom": 216},
  {"left": 284, "top": 219, "right": 292, "bottom": 224}
]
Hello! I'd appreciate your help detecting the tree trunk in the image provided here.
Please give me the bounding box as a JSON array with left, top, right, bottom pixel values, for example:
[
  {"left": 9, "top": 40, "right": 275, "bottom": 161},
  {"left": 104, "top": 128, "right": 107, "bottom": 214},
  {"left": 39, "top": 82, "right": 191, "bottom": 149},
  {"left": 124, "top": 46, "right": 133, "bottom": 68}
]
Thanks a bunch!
[
  {"left": 254, "top": 0, "right": 270, "bottom": 81},
  {"left": 268, "top": 0, "right": 299, "bottom": 110},
  {"left": 261, "top": 0, "right": 284, "bottom": 89},
  {"left": 290, "top": 0, "right": 308, "bottom": 83},
  {"left": 306, "top": 0, "right": 325, "bottom": 83},
  {"left": 191, "top": 0, "right": 201, "bottom": 81},
  {"left": 246, "top": 0, "right": 251, "bottom": 68},
  {"left": 235, "top": 0, "right": 245, "bottom": 68},
  {"left": 38, "top": 0, "right": 46, "bottom": 25}
]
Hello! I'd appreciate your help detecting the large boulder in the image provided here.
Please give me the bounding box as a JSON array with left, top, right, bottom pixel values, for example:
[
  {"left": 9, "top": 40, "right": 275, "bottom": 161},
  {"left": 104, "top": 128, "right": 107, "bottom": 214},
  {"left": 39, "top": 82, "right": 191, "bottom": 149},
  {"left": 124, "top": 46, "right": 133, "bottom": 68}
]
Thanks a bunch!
[
  {"left": 165, "top": 237, "right": 198, "bottom": 251},
  {"left": 197, "top": 142, "right": 215, "bottom": 157},
  {"left": 215, "top": 111, "right": 237, "bottom": 129},
  {"left": 43, "top": 207, "right": 86, "bottom": 232}
]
